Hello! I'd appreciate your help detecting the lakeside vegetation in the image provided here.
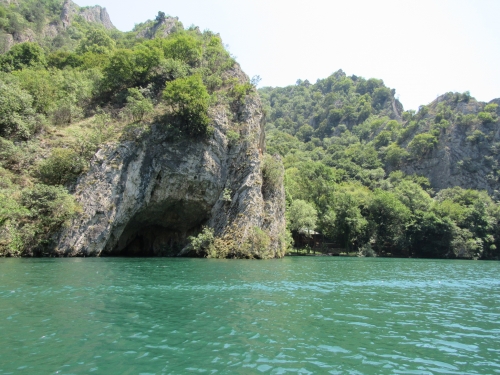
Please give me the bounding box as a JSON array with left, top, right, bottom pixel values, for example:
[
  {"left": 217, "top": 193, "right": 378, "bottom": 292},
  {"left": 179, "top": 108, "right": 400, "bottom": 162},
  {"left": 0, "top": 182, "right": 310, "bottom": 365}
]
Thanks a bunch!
[{"left": 259, "top": 74, "right": 500, "bottom": 260}]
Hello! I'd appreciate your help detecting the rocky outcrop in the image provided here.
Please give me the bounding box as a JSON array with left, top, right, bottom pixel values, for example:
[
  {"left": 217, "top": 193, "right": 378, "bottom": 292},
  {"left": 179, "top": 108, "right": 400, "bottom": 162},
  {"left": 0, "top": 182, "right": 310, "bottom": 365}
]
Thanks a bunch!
[
  {"left": 401, "top": 95, "right": 500, "bottom": 197},
  {"left": 1, "top": 0, "right": 115, "bottom": 53},
  {"left": 79, "top": 5, "right": 115, "bottom": 30},
  {"left": 61, "top": 0, "right": 115, "bottom": 29},
  {"left": 135, "top": 16, "right": 182, "bottom": 39},
  {"left": 61, "top": 0, "right": 78, "bottom": 28},
  {"left": 55, "top": 84, "right": 287, "bottom": 258}
]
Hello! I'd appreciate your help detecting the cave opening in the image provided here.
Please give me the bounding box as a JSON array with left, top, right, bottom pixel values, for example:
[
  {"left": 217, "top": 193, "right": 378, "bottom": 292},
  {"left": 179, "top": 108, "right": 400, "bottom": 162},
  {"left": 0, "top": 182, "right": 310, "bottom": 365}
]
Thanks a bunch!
[{"left": 105, "top": 200, "right": 210, "bottom": 257}]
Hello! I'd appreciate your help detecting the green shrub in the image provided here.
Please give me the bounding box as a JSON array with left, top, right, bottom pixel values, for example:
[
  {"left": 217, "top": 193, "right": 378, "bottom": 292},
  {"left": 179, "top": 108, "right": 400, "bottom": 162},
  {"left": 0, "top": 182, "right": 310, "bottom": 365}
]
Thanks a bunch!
[
  {"left": 478, "top": 111, "right": 494, "bottom": 124},
  {"left": 0, "top": 80, "right": 43, "bottom": 139},
  {"left": 162, "top": 34, "right": 202, "bottom": 67},
  {"left": 38, "top": 148, "right": 84, "bottom": 185},
  {"left": 287, "top": 199, "right": 317, "bottom": 233},
  {"left": 226, "top": 130, "right": 240, "bottom": 145},
  {"left": 466, "top": 129, "right": 486, "bottom": 143},
  {"left": 76, "top": 29, "right": 116, "bottom": 55},
  {"left": 262, "top": 154, "right": 284, "bottom": 191},
  {"left": 188, "top": 226, "right": 215, "bottom": 256},
  {"left": 125, "top": 88, "right": 154, "bottom": 122},
  {"left": 163, "top": 74, "right": 211, "bottom": 137},
  {"left": 456, "top": 114, "right": 478, "bottom": 128},
  {"left": 230, "top": 82, "right": 253, "bottom": 105},
  {"left": 384, "top": 143, "right": 409, "bottom": 167},
  {"left": 408, "top": 133, "right": 438, "bottom": 157},
  {"left": 243, "top": 227, "right": 271, "bottom": 258},
  {"left": 0, "top": 42, "right": 46, "bottom": 72},
  {"left": 484, "top": 103, "right": 498, "bottom": 113}
]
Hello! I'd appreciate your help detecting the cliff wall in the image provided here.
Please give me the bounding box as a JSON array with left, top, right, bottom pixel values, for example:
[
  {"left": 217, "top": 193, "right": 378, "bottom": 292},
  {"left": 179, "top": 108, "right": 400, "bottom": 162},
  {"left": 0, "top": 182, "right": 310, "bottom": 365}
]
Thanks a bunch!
[
  {"left": 55, "top": 92, "right": 287, "bottom": 258},
  {"left": 400, "top": 95, "right": 500, "bottom": 197}
]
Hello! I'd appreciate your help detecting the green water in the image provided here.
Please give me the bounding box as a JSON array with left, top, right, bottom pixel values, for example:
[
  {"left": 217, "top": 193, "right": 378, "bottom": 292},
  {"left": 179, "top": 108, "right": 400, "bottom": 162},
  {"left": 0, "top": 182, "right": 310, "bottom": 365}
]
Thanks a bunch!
[{"left": 0, "top": 257, "right": 499, "bottom": 374}]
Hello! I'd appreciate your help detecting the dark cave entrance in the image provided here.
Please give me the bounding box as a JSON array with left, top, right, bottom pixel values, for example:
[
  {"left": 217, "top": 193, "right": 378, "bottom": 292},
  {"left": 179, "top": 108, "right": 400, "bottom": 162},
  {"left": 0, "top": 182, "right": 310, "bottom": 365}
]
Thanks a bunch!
[{"left": 106, "top": 200, "right": 210, "bottom": 257}]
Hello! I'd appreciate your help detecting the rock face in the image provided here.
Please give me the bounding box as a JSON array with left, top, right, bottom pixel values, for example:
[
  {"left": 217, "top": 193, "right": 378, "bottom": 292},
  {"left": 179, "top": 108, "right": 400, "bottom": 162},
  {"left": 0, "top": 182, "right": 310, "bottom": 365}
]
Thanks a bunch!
[
  {"left": 55, "top": 89, "right": 287, "bottom": 258},
  {"left": 79, "top": 5, "right": 115, "bottom": 30},
  {"left": 135, "top": 16, "right": 182, "bottom": 39},
  {"left": 61, "top": 0, "right": 115, "bottom": 29},
  {"left": 401, "top": 95, "right": 500, "bottom": 197},
  {"left": 1, "top": 0, "right": 116, "bottom": 53}
]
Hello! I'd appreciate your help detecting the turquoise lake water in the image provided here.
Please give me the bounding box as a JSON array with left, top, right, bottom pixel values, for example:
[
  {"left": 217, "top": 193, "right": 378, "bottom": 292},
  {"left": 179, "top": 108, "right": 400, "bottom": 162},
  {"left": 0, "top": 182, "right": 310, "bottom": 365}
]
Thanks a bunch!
[{"left": 0, "top": 257, "right": 499, "bottom": 374}]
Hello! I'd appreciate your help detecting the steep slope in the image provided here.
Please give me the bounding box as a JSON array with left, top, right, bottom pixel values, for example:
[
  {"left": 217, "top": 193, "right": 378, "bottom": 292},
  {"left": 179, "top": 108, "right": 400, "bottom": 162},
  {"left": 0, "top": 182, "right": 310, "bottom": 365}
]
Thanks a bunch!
[
  {"left": 398, "top": 93, "right": 500, "bottom": 197},
  {"left": 0, "top": 3, "right": 287, "bottom": 258},
  {"left": 259, "top": 74, "right": 500, "bottom": 260},
  {"left": 56, "top": 85, "right": 287, "bottom": 258},
  {"left": 0, "top": 0, "right": 115, "bottom": 53}
]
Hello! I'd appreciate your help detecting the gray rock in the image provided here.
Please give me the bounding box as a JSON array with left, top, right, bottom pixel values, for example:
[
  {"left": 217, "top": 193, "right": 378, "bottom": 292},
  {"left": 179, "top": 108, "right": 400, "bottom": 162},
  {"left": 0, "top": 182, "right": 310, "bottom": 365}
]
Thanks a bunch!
[
  {"left": 401, "top": 95, "right": 500, "bottom": 197},
  {"left": 55, "top": 85, "right": 287, "bottom": 258},
  {"left": 135, "top": 16, "right": 181, "bottom": 39},
  {"left": 79, "top": 5, "right": 115, "bottom": 30}
]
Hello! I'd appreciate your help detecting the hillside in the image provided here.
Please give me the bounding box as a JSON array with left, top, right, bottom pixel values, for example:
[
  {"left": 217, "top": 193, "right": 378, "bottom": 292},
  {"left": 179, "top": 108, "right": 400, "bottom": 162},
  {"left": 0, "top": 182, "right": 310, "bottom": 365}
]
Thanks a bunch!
[
  {"left": 259, "top": 71, "right": 500, "bottom": 260},
  {"left": 0, "top": 0, "right": 289, "bottom": 258},
  {"left": 1, "top": 0, "right": 499, "bottom": 260}
]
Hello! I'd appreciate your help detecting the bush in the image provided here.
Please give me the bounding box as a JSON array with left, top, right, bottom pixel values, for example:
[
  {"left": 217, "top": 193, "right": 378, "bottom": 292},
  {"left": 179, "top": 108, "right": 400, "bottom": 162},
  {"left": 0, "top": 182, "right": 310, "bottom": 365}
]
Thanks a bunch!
[
  {"left": 162, "top": 34, "right": 202, "bottom": 67},
  {"left": 478, "top": 111, "right": 495, "bottom": 124},
  {"left": 226, "top": 130, "right": 240, "bottom": 145},
  {"left": 188, "top": 226, "right": 215, "bottom": 256},
  {"left": 38, "top": 148, "right": 84, "bottom": 185},
  {"left": 76, "top": 29, "right": 116, "bottom": 55},
  {"left": 163, "top": 74, "right": 211, "bottom": 137},
  {"left": 0, "top": 42, "right": 46, "bottom": 72},
  {"left": 384, "top": 143, "right": 409, "bottom": 167},
  {"left": 484, "top": 103, "right": 498, "bottom": 113},
  {"left": 408, "top": 133, "right": 438, "bottom": 157},
  {"left": 0, "top": 183, "right": 79, "bottom": 255},
  {"left": 287, "top": 199, "right": 317, "bottom": 233},
  {"left": 125, "top": 88, "right": 154, "bottom": 122},
  {"left": 262, "top": 154, "right": 284, "bottom": 191},
  {"left": 0, "top": 80, "right": 42, "bottom": 139},
  {"left": 243, "top": 226, "right": 271, "bottom": 258}
]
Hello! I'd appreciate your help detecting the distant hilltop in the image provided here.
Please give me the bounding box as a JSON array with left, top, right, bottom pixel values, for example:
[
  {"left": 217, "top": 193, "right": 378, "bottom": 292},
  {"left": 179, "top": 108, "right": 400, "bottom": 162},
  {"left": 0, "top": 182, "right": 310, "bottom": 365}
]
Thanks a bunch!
[{"left": 0, "top": 0, "right": 115, "bottom": 53}]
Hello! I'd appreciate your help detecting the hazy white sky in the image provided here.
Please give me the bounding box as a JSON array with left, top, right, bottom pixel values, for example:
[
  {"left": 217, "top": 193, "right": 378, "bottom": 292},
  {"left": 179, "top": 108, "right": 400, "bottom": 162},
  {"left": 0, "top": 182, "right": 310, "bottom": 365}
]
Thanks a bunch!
[{"left": 77, "top": 0, "right": 500, "bottom": 110}]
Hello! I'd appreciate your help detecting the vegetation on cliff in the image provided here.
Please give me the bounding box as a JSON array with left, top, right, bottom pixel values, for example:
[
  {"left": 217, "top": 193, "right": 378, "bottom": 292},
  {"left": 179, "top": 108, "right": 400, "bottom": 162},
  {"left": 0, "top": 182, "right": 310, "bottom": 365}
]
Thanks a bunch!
[
  {"left": 0, "top": 1, "right": 259, "bottom": 256},
  {"left": 259, "top": 72, "right": 500, "bottom": 259}
]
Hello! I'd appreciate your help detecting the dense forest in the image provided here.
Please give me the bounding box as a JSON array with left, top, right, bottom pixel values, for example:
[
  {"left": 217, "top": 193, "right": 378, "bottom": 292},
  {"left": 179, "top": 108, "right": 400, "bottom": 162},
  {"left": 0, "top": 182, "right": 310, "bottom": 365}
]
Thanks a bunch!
[
  {"left": 1, "top": 0, "right": 499, "bottom": 260},
  {"left": 259, "top": 72, "right": 500, "bottom": 259},
  {"left": 0, "top": 0, "right": 257, "bottom": 256}
]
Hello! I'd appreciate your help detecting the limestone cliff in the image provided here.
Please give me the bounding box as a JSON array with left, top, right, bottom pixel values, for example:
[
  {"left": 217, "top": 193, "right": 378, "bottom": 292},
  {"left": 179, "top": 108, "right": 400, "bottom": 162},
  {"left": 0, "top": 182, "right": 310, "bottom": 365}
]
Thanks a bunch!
[
  {"left": 61, "top": 0, "right": 114, "bottom": 29},
  {"left": 55, "top": 85, "right": 287, "bottom": 258},
  {"left": 0, "top": 0, "right": 115, "bottom": 53},
  {"left": 399, "top": 94, "right": 500, "bottom": 198},
  {"left": 134, "top": 16, "right": 182, "bottom": 39}
]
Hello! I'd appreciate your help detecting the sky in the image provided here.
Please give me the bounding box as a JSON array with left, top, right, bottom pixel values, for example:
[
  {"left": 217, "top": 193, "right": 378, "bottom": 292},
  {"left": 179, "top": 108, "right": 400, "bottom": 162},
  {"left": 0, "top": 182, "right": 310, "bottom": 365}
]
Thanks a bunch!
[{"left": 76, "top": 0, "right": 500, "bottom": 110}]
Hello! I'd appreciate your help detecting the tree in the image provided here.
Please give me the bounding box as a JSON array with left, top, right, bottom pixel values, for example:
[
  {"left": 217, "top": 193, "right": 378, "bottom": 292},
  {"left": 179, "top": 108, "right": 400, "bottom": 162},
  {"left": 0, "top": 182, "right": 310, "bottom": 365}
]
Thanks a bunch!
[
  {"left": 1, "top": 42, "right": 46, "bottom": 72},
  {"left": 323, "top": 190, "right": 368, "bottom": 250},
  {"left": 384, "top": 143, "right": 409, "bottom": 167},
  {"left": 287, "top": 199, "right": 317, "bottom": 234},
  {"left": 408, "top": 133, "right": 437, "bottom": 157},
  {"left": 162, "top": 34, "right": 202, "bottom": 67},
  {"left": 38, "top": 148, "right": 84, "bottom": 185},
  {"left": 296, "top": 124, "right": 314, "bottom": 142},
  {"left": 101, "top": 49, "right": 136, "bottom": 93},
  {"left": 0, "top": 80, "right": 40, "bottom": 139},
  {"left": 125, "top": 88, "right": 153, "bottom": 122},
  {"left": 368, "top": 189, "right": 411, "bottom": 255},
  {"left": 76, "top": 29, "right": 116, "bottom": 55},
  {"left": 163, "top": 74, "right": 211, "bottom": 137},
  {"left": 155, "top": 11, "right": 166, "bottom": 23}
]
